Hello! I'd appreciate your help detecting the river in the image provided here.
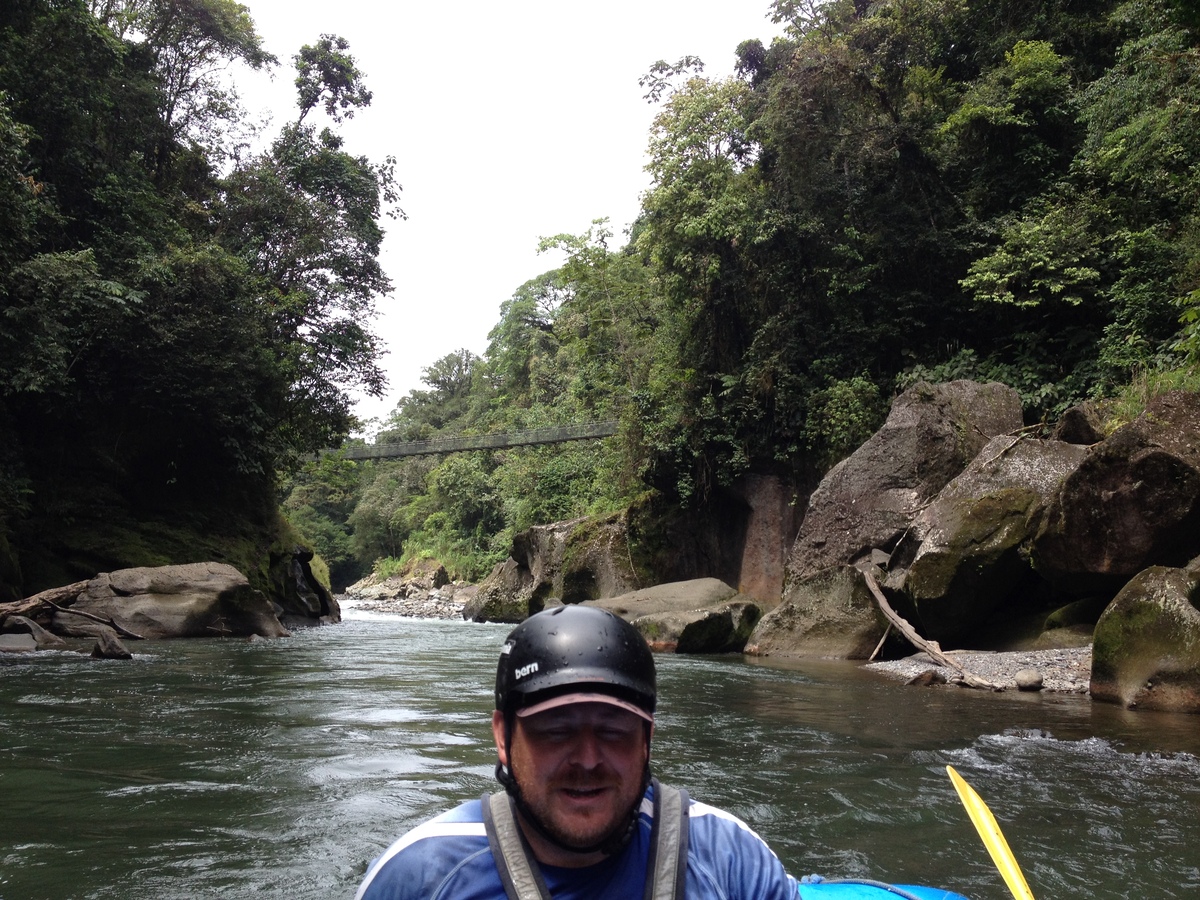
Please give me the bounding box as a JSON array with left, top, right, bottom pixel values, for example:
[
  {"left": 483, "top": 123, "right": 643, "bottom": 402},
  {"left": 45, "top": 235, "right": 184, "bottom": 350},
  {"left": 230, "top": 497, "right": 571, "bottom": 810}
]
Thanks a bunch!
[{"left": 1, "top": 609, "right": 1198, "bottom": 899}]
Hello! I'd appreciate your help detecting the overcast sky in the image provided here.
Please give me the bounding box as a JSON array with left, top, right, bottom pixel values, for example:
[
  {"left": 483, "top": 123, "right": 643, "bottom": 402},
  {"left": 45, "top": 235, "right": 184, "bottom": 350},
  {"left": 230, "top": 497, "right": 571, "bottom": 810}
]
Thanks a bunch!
[{"left": 236, "top": 1, "right": 783, "bottom": 432}]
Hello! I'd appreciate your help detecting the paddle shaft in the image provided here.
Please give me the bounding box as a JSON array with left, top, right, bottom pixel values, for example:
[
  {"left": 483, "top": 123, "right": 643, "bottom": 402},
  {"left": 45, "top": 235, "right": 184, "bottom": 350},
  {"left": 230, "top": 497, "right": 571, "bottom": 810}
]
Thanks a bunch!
[{"left": 946, "top": 766, "right": 1035, "bottom": 900}]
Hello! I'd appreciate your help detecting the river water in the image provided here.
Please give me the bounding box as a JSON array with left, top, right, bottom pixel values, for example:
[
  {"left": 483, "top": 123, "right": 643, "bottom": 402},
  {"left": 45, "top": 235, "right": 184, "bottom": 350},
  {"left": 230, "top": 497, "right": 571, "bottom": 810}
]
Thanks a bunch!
[{"left": 2, "top": 610, "right": 1198, "bottom": 900}]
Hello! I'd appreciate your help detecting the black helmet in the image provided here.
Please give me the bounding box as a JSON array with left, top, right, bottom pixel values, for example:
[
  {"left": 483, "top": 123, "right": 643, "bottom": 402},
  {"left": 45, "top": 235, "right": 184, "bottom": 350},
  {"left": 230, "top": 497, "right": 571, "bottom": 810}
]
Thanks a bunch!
[{"left": 494, "top": 605, "right": 656, "bottom": 718}]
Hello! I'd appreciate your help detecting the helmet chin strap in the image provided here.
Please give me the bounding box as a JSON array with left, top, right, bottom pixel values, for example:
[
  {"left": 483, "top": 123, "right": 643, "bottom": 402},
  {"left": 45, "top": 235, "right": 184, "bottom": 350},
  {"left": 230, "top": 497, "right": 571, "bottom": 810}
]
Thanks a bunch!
[{"left": 495, "top": 717, "right": 652, "bottom": 858}]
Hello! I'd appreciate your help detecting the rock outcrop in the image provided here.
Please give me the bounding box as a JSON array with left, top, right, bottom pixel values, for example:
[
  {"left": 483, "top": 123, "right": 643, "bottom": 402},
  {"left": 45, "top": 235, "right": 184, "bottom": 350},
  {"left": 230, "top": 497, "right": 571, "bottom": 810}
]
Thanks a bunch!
[
  {"left": 263, "top": 547, "right": 341, "bottom": 626},
  {"left": 1090, "top": 565, "right": 1200, "bottom": 713},
  {"left": 786, "top": 380, "right": 1024, "bottom": 583},
  {"left": 756, "top": 387, "right": 1200, "bottom": 703},
  {"left": 465, "top": 557, "right": 534, "bottom": 623},
  {"left": 726, "top": 473, "right": 803, "bottom": 604},
  {"left": 1033, "top": 390, "right": 1200, "bottom": 595},
  {"left": 746, "top": 566, "right": 888, "bottom": 659},
  {"left": 884, "top": 435, "right": 1088, "bottom": 642},
  {"left": 466, "top": 514, "right": 640, "bottom": 623}
]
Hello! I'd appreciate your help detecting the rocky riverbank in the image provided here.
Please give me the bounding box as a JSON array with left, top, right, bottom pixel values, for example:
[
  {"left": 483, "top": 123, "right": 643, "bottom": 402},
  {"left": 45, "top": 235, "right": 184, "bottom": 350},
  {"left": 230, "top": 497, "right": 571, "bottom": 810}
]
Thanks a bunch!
[
  {"left": 341, "top": 565, "right": 476, "bottom": 620},
  {"left": 342, "top": 588, "right": 468, "bottom": 619},
  {"left": 865, "top": 645, "right": 1092, "bottom": 694}
]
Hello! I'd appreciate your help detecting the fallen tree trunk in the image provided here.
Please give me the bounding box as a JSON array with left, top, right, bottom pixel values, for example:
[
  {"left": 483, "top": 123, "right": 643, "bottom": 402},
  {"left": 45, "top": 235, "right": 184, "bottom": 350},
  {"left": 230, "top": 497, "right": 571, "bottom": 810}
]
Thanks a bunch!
[
  {"left": 862, "top": 571, "right": 1006, "bottom": 691},
  {"left": 47, "top": 601, "right": 145, "bottom": 641},
  {"left": 0, "top": 580, "right": 90, "bottom": 623}
]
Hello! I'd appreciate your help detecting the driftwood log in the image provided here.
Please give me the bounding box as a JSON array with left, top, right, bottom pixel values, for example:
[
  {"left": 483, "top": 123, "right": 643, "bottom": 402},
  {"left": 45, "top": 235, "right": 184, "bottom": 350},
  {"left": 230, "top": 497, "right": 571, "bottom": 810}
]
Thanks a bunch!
[
  {"left": 46, "top": 601, "right": 145, "bottom": 640},
  {"left": 0, "top": 580, "right": 88, "bottom": 621},
  {"left": 0, "top": 581, "right": 145, "bottom": 642},
  {"left": 863, "top": 571, "right": 1007, "bottom": 691}
]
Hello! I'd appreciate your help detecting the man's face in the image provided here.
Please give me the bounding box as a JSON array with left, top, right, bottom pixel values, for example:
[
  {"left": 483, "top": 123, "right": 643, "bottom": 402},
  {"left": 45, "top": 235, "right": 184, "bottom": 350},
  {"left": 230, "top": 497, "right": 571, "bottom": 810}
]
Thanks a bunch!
[{"left": 492, "top": 701, "right": 651, "bottom": 862}]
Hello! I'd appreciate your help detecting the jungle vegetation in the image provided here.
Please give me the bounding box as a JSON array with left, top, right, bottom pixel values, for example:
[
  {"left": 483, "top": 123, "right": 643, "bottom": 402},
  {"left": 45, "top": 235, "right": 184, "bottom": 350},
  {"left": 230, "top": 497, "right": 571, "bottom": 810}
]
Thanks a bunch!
[
  {"left": 5, "top": 0, "right": 1200, "bottom": 597},
  {"left": 297, "top": 0, "right": 1200, "bottom": 588},
  {"left": 0, "top": 0, "right": 398, "bottom": 598}
]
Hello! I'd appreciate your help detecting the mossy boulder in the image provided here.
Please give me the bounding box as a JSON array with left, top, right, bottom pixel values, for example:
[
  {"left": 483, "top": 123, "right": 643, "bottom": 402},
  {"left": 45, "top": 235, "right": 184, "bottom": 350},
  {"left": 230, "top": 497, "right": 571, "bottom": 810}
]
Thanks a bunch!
[
  {"left": 745, "top": 566, "right": 888, "bottom": 659},
  {"left": 1033, "top": 390, "right": 1200, "bottom": 595},
  {"left": 787, "top": 380, "right": 1023, "bottom": 583},
  {"left": 631, "top": 601, "right": 762, "bottom": 654},
  {"left": 1090, "top": 566, "right": 1200, "bottom": 713},
  {"left": 885, "top": 436, "right": 1087, "bottom": 643}
]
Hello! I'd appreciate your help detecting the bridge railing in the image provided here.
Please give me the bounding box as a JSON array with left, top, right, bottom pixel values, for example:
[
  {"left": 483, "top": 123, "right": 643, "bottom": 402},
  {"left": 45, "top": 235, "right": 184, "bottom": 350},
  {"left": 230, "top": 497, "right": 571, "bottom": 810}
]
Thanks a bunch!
[{"left": 333, "top": 420, "right": 620, "bottom": 460}]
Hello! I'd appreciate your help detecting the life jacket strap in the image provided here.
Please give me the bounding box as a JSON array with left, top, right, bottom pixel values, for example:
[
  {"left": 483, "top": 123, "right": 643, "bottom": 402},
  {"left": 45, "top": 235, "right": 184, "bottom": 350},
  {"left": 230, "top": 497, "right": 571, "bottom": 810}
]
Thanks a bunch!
[
  {"left": 646, "top": 778, "right": 689, "bottom": 900},
  {"left": 482, "top": 789, "right": 553, "bottom": 900},
  {"left": 481, "top": 778, "right": 689, "bottom": 900}
]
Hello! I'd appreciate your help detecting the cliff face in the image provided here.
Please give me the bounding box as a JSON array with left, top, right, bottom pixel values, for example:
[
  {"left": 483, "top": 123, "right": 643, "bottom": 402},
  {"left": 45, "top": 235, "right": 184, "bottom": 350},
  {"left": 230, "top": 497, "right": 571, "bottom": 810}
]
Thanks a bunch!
[{"left": 466, "top": 383, "right": 1200, "bottom": 713}]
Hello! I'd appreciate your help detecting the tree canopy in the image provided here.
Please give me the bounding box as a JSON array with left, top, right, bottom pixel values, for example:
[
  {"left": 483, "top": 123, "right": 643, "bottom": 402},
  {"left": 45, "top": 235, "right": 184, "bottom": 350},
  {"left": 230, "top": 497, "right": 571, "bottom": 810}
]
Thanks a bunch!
[
  {"left": 6, "top": 0, "right": 1200, "bottom": 596},
  {"left": 292, "top": 0, "right": 1200, "bottom": 588},
  {"left": 0, "top": 0, "right": 398, "bottom": 597}
]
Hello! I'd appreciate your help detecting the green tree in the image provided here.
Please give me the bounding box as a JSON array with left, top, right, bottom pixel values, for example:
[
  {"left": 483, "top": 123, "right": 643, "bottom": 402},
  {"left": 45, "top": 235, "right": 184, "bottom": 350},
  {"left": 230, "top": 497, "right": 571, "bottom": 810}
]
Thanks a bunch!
[
  {"left": 294, "top": 33, "right": 372, "bottom": 124},
  {"left": 0, "top": 4, "right": 400, "bottom": 598},
  {"left": 218, "top": 122, "right": 401, "bottom": 452}
]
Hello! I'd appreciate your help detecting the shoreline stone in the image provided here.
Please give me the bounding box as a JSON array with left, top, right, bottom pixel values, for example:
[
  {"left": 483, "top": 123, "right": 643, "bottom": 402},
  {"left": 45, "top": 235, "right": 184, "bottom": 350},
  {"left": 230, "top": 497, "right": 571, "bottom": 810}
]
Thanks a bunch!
[
  {"left": 338, "top": 578, "right": 473, "bottom": 620},
  {"left": 865, "top": 645, "right": 1092, "bottom": 694}
]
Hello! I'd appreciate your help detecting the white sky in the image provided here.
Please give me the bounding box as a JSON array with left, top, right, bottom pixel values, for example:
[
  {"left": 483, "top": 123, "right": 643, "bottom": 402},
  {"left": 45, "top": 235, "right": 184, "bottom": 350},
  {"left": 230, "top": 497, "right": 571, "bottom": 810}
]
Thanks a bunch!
[{"left": 236, "top": 1, "right": 784, "bottom": 433}]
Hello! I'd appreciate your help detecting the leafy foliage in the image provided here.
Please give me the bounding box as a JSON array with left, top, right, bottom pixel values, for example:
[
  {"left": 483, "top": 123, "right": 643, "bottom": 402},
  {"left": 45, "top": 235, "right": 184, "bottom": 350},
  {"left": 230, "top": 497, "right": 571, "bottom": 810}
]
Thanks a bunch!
[
  {"left": 8, "top": 0, "right": 1200, "bottom": 595},
  {"left": 291, "top": 0, "right": 1200, "bottom": 586},
  {"left": 0, "top": 3, "right": 397, "bottom": 596}
]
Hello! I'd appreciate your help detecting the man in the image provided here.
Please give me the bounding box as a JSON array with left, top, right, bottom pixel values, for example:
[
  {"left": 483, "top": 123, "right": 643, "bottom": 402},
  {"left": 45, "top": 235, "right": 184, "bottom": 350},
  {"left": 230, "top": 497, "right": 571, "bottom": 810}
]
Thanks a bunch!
[{"left": 356, "top": 604, "right": 798, "bottom": 900}]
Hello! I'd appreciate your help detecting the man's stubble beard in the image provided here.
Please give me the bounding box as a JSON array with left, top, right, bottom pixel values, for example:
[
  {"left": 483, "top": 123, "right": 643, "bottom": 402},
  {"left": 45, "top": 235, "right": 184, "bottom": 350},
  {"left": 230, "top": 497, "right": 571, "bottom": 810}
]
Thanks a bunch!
[{"left": 512, "top": 755, "right": 645, "bottom": 851}]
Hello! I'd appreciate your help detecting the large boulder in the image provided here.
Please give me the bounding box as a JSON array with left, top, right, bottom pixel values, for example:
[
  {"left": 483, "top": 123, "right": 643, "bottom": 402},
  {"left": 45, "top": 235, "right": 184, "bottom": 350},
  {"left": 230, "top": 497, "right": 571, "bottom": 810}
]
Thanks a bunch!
[
  {"left": 885, "top": 436, "right": 1089, "bottom": 642},
  {"left": 590, "top": 579, "right": 756, "bottom": 654},
  {"left": 1033, "top": 391, "right": 1200, "bottom": 595},
  {"left": 584, "top": 578, "right": 738, "bottom": 618},
  {"left": 466, "top": 514, "right": 641, "bottom": 623},
  {"left": 632, "top": 602, "right": 762, "bottom": 654},
  {"left": 463, "top": 557, "right": 532, "bottom": 623},
  {"left": 55, "top": 562, "right": 290, "bottom": 639},
  {"left": 787, "top": 381, "right": 1024, "bottom": 583},
  {"left": 745, "top": 566, "right": 887, "bottom": 659},
  {"left": 1090, "top": 566, "right": 1200, "bottom": 713}
]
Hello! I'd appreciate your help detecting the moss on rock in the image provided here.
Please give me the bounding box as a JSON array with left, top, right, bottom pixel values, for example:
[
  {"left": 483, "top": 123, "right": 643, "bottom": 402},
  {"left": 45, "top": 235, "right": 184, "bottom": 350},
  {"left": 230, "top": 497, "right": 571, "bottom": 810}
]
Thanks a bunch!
[{"left": 1091, "top": 566, "right": 1200, "bottom": 712}]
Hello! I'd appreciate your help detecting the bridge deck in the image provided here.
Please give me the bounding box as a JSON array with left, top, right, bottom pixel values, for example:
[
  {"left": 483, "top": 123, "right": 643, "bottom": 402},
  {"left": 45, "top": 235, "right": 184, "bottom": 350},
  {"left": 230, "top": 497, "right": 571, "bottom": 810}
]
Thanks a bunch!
[{"left": 337, "top": 421, "right": 619, "bottom": 460}]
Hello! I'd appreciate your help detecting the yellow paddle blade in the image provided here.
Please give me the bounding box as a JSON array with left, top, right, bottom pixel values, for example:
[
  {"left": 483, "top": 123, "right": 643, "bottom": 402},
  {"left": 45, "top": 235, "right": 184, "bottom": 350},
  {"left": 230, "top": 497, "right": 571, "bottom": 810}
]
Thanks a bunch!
[{"left": 946, "top": 765, "right": 1036, "bottom": 900}]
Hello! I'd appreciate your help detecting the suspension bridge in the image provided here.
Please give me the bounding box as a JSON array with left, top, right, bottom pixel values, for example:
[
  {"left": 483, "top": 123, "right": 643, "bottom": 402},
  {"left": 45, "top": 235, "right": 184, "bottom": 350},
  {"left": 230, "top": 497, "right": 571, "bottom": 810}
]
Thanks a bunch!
[{"left": 333, "top": 420, "right": 619, "bottom": 460}]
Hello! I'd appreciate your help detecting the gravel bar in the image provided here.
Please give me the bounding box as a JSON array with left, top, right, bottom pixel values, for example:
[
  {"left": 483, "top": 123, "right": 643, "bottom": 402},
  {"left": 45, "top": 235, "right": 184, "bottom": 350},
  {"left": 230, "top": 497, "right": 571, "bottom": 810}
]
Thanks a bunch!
[{"left": 864, "top": 645, "right": 1092, "bottom": 693}]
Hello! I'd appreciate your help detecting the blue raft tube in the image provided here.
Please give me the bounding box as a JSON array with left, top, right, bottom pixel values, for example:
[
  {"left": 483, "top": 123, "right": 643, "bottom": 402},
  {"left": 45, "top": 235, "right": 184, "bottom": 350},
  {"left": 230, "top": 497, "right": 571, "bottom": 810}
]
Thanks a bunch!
[{"left": 798, "top": 875, "right": 970, "bottom": 899}]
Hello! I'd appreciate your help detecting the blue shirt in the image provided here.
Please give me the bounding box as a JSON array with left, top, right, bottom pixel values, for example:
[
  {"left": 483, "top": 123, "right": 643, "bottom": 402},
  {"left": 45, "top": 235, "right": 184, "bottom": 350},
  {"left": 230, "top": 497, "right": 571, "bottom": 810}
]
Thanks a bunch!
[{"left": 356, "top": 784, "right": 799, "bottom": 900}]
